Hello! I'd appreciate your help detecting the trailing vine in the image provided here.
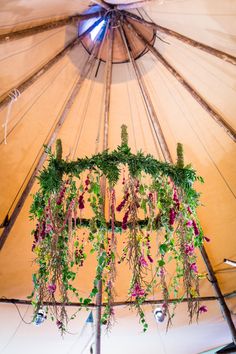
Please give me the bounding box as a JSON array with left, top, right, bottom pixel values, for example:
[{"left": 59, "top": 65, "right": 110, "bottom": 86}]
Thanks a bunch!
[{"left": 29, "top": 125, "right": 206, "bottom": 334}]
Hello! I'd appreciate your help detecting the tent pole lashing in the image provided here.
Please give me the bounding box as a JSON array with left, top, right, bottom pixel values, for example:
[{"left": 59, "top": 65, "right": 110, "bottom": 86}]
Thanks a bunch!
[{"left": 95, "top": 22, "right": 114, "bottom": 354}]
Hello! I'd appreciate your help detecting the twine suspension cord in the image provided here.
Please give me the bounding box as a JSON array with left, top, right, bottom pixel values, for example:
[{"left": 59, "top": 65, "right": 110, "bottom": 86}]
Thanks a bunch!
[
  {"left": 0, "top": 69, "right": 81, "bottom": 226},
  {"left": 94, "top": 19, "right": 111, "bottom": 154},
  {"left": 137, "top": 57, "right": 177, "bottom": 152},
  {"left": 2, "top": 89, "right": 20, "bottom": 144},
  {"left": 156, "top": 56, "right": 236, "bottom": 200},
  {"left": 71, "top": 68, "right": 96, "bottom": 159},
  {"left": 122, "top": 18, "right": 174, "bottom": 162},
  {"left": 137, "top": 8, "right": 170, "bottom": 45},
  {"left": 120, "top": 24, "right": 163, "bottom": 160},
  {"left": 124, "top": 64, "right": 138, "bottom": 153},
  {"left": 125, "top": 59, "right": 148, "bottom": 152},
  {"left": 72, "top": 20, "right": 110, "bottom": 159},
  {"left": 0, "top": 54, "right": 75, "bottom": 146}
]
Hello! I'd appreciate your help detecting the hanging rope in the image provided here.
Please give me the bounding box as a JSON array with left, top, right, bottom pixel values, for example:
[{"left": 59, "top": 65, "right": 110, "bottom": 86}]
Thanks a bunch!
[{"left": 2, "top": 89, "right": 21, "bottom": 144}]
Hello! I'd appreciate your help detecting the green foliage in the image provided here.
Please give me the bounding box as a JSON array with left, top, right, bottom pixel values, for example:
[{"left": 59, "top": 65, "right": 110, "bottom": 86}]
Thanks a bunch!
[{"left": 29, "top": 137, "right": 205, "bottom": 335}]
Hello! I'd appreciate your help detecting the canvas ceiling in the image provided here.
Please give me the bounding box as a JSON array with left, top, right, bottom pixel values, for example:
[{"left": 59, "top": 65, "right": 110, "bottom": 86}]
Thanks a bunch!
[{"left": 0, "top": 1, "right": 235, "bottom": 353}]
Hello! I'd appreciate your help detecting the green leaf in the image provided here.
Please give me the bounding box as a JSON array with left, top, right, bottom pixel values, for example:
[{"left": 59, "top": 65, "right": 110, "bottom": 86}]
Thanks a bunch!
[
  {"left": 159, "top": 244, "right": 168, "bottom": 255},
  {"left": 158, "top": 259, "right": 165, "bottom": 267}
]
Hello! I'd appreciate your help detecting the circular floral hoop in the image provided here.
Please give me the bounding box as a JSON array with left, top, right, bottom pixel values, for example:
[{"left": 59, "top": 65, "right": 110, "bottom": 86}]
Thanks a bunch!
[{"left": 29, "top": 126, "right": 205, "bottom": 334}]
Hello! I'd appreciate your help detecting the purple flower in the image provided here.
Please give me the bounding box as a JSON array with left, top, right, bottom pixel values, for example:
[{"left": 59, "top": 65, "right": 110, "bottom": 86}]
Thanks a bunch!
[
  {"left": 48, "top": 283, "right": 56, "bottom": 294},
  {"left": 190, "top": 262, "right": 198, "bottom": 273},
  {"left": 139, "top": 255, "right": 148, "bottom": 267},
  {"left": 192, "top": 220, "right": 199, "bottom": 236},
  {"left": 45, "top": 223, "right": 53, "bottom": 234},
  {"left": 169, "top": 208, "right": 176, "bottom": 226},
  {"left": 199, "top": 305, "right": 207, "bottom": 313},
  {"left": 56, "top": 320, "right": 63, "bottom": 329},
  {"left": 187, "top": 206, "right": 192, "bottom": 214},
  {"left": 159, "top": 267, "right": 165, "bottom": 276},
  {"left": 147, "top": 254, "right": 154, "bottom": 263},
  {"left": 131, "top": 283, "right": 145, "bottom": 297},
  {"left": 78, "top": 194, "right": 85, "bottom": 209},
  {"left": 122, "top": 210, "right": 129, "bottom": 230},
  {"left": 204, "top": 236, "right": 210, "bottom": 242},
  {"left": 173, "top": 190, "right": 180, "bottom": 209},
  {"left": 185, "top": 243, "right": 194, "bottom": 256}
]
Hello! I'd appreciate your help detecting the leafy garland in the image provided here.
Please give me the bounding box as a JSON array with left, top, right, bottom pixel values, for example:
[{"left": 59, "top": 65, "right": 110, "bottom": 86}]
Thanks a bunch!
[{"left": 29, "top": 125, "right": 207, "bottom": 334}]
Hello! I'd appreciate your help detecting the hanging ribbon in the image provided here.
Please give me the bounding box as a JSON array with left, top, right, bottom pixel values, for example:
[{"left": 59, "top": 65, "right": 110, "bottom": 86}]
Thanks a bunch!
[{"left": 2, "top": 88, "right": 21, "bottom": 144}]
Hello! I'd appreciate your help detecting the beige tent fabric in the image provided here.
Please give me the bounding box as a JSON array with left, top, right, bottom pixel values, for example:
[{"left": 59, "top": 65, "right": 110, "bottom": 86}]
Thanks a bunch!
[{"left": 0, "top": 1, "right": 235, "bottom": 353}]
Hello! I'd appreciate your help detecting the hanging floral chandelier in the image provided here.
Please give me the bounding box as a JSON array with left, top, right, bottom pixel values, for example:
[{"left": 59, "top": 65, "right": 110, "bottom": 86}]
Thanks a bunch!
[{"left": 29, "top": 125, "right": 206, "bottom": 334}]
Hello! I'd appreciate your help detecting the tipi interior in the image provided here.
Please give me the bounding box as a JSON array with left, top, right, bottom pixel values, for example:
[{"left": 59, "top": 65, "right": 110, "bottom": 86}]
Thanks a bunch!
[{"left": 0, "top": 1, "right": 236, "bottom": 353}]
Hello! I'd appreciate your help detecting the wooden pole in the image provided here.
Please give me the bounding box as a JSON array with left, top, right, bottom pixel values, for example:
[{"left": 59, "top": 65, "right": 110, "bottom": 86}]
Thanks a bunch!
[
  {"left": 0, "top": 295, "right": 223, "bottom": 307},
  {"left": 119, "top": 24, "right": 172, "bottom": 162},
  {"left": 95, "top": 22, "right": 114, "bottom": 354},
  {"left": 0, "top": 11, "right": 105, "bottom": 43},
  {"left": 200, "top": 246, "right": 236, "bottom": 344},
  {"left": 123, "top": 11, "right": 236, "bottom": 66},
  {"left": 0, "top": 16, "right": 106, "bottom": 107},
  {"left": 0, "top": 37, "right": 79, "bottom": 107},
  {"left": 125, "top": 19, "right": 236, "bottom": 142},
  {"left": 0, "top": 38, "right": 101, "bottom": 250}
]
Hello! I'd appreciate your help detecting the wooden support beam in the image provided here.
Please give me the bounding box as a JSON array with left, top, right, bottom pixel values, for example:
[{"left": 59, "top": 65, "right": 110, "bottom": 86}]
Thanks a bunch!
[
  {"left": 125, "top": 19, "right": 236, "bottom": 142},
  {"left": 0, "top": 40, "right": 101, "bottom": 250},
  {"left": 119, "top": 23, "right": 172, "bottom": 162},
  {"left": 124, "top": 11, "right": 236, "bottom": 66},
  {"left": 0, "top": 37, "right": 79, "bottom": 108},
  {"left": 0, "top": 295, "right": 222, "bottom": 307},
  {"left": 200, "top": 246, "right": 236, "bottom": 344},
  {"left": 0, "top": 17, "right": 105, "bottom": 108},
  {"left": 95, "top": 24, "right": 114, "bottom": 354},
  {"left": 0, "top": 11, "right": 104, "bottom": 43}
]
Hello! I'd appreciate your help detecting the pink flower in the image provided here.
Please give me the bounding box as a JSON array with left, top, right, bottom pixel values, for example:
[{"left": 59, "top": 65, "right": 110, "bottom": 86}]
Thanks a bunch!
[
  {"left": 48, "top": 283, "right": 56, "bottom": 294},
  {"left": 185, "top": 243, "right": 194, "bottom": 256},
  {"left": 187, "top": 206, "right": 192, "bottom": 214},
  {"left": 199, "top": 305, "right": 207, "bottom": 313},
  {"left": 131, "top": 283, "right": 145, "bottom": 297},
  {"left": 139, "top": 255, "right": 148, "bottom": 267},
  {"left": 45, "top": 223, "right": 53, "bottom": 234},
  {"left": 186, "top": 220, "right": 193, "bottom": 228},
  {"left": 190, "top": 262, "right": 198, "bottom": 273}
]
